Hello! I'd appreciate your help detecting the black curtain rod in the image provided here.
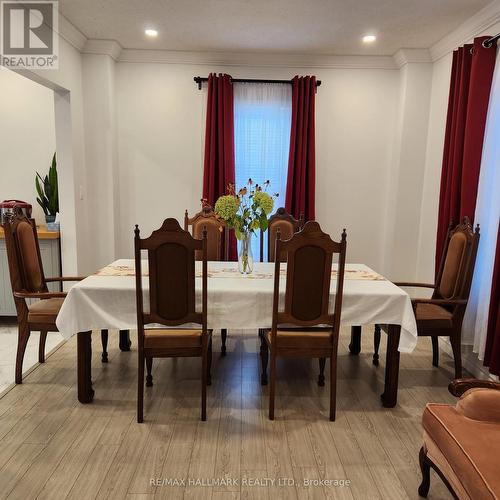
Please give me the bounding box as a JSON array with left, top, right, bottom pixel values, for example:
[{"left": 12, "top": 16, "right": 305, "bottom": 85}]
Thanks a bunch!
[
  {"left": 194, "top": 76, "right": 321, "bottom": 90},
  {"left": 483, "top": 33, "right": 500, "bottom": 48}
]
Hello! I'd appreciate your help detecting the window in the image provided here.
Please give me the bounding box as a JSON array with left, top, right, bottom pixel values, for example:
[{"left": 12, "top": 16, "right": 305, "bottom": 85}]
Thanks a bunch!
[{"left": 234, "top": 82, "right": 292, "bottom": 260}]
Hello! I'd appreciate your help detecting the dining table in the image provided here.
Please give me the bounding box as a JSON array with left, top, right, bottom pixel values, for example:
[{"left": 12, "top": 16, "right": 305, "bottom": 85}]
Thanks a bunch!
[{"left": 56, "top": 259, "right": 418, "bottom": 407}]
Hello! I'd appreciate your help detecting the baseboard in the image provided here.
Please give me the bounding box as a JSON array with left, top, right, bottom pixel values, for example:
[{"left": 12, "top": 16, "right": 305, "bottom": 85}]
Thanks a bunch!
[{"left": 438, "top": 337, "right": 498, "bottom": 381}]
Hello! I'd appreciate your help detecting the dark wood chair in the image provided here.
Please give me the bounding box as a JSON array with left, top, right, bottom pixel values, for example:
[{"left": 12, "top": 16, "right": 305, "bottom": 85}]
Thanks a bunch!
[
  {"left": 260, "top": 207, "right": 304, "bottom": 262},
  {"left": 260, "top": 221, "right": 347, "bottom": 421},
  {"left": 373, "top": 217, "right": 480, "bottom": 378},
  {"left": 185, "top": 204, "right": 229, "bottom": 356},
  {"left": 2, "top": 207, "right": 109, "bottom": 384},
  {"left": 185, "top": 204, "right": 227, "bottom": 261},
  {"left": 134, "top": 218, "right": 212, "bottom": 422}
]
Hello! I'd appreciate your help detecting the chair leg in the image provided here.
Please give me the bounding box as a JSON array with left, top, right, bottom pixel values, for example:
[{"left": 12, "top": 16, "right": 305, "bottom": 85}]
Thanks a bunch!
[
  {"left": 146, "top": 357, "right": 153, "bottom": 387},
  {"left": 418, "top": 447, "right": 431, "bottom": 497},
  {"left": 221, "top": 329, "right": 227, "bottom": 357},
  {"left": 15, "top": 326, "right": 30, "bottom": 384},
  {"left": 373, "top": 324, "right": 381, "bottom": 366},
  {"left": 431, "top": 337, "right": 439, "bottom": 367},
  {"left": 269, "top": 349, "right": 277, "bottom": 420},
  {"left": 101, "top": 329, "right": 109, "bottom": 363},
  {"left": 38, "top": 330, "right": 47, "bottom": 363},
  {"left": 201, "top": 343, "right": 208, "bottom": 421},
  {"left": 137, "top": 353, "right": 145, "bottom": 423},
  {"left": 450, "top": 334, "right": 462, "bottom": 379},
  {"left": 318, "top": 358, "right": 326, "bottom": 386},
  {"left": 207, "top": 337, "right": 212, "bottom": 386},
  {"left": 260, "top": 332, "right": 268, "bottom": 385},
  {"left": 330, "top": 356, "right": 337, "bottom": 421}
]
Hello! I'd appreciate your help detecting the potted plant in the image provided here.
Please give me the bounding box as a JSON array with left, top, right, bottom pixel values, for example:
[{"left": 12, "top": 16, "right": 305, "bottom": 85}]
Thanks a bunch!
[
  {"left": 35, "top": 153, "right": 59, "bottom": 229},
  {"left": 215, "top": 179, "right": 278, "bottom": 274}
]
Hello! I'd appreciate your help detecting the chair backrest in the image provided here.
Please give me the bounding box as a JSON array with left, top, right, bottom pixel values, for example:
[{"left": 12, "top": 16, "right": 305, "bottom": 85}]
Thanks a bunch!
[
  {"left": 261, "top": 207, "right": 304, "bottom": 262},
  {"left": 185, "top": 204, "right": 227, "bottom": 261},
  {"left": 434, "top": 217, "right": 480, "bottom": 303},
  {"left": 134, "top": 218, "right": 208, "bottom": 335},
  {"left": 2, "top": 207, "right": 48, "bottom": 316},
  {"left": 272, "top": 221, "right": 346, "bottom": 337}
]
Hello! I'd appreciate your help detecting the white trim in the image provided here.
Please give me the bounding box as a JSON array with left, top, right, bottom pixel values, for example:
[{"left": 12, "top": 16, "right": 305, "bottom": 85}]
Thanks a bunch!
[
  {"left": 438, "top": 338, "right": 499, "bottom": 381},
  {"left": 430, "top": 0, "right": 500, "bottom": 62},
  {"left": 57, "top": 12, "right": 87, "bottom": 51},
  {"left": 83, "top": 39, "right": 123, "bottom": 61},
  {"left": 393, "top": 49, "right": 432, "bottom": 68},
  {"left": 116, "top": 49, "right": 398, "bottom": 69}
]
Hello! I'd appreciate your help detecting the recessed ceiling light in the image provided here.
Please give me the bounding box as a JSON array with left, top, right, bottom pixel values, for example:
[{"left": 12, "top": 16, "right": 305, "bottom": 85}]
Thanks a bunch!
[
  {"left": 362, "top": 35, "right": 377, "bottom": 43},
  {"left": 145, "top": 29, "right": 158, "bottom": 37}
]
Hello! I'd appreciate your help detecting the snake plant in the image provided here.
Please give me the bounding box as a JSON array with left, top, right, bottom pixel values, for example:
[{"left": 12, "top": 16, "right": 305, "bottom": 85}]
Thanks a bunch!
[{"left": 35, "top": 153, "right": 59, "bottom": 216}]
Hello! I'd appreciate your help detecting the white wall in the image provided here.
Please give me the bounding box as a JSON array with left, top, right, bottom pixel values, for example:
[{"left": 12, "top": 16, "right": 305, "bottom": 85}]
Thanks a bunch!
[
  {"left": 13, "top": 34, "right": 90, "bottom": 276},
  {"left": 115, "top": 62, "right": 402, "bottom": 273},
  {"left": 0, "top": 69, "right": 56, "bottom": 224}
]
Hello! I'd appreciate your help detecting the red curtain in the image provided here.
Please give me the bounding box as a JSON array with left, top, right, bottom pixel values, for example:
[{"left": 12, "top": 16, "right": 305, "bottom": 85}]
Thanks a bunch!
[
  {"left": 484, "top": 221, "right": 500, "bottom": 376},
  {"left": 202, "top": 73, "right": 237, "bottom": 260},
  {"left": 285, "top": 75, "right": 316, "bottom": 221},
  {"left": 435, "top": 37, "right": 496, "bottom": 273}
]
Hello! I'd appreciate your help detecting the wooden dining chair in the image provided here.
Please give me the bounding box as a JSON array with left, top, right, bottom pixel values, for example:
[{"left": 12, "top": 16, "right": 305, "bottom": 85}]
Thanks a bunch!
[
  {"left": 185, "top": 204, "right": 229, "bottom": 356},
  {"left": 373, "top": 217, "right": 480, "bottom": 378},
  {"left": 134, "top": 218, "right": 212, "bottom": 422},
  {"left": 185, "top": 204, "right": 227, "bottom": 261},
  {"left": 2, "top": 207, "right": 109, "bottom": 384},
  {"left": 260, "top": 221, "right": 347, "bottom": 421},
  {"left": 260, "top": 207, "right": 304, "bottom": 262}
]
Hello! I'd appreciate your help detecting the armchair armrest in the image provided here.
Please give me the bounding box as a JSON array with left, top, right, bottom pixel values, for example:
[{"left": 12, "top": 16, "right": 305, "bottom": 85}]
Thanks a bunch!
[
  {"left": 449, "top": 378, "right": 500, "bottom": 397},
  {"left": 411, "top": 298, "right": 467, "bottom": 307},
  {"left": 394, "top": 282, "right": 436, "bottom": 289},
  {"left": 45, "top": 276, "right": 86, "bottom": 282},
  {"left": 14, "top": 291, "right": 67, "bottom": 299},
  {"left": 456, "top": 387, "right": 500, "bottom": 423}
]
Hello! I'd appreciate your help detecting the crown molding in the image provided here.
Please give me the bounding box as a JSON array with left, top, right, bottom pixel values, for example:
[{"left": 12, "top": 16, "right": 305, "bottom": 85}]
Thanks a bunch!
[
  {"left": 393, "top": 48, "right": 432, "bottom": 68},
  {"left": 57, "top": 12, "right": 87, "bottom": 51},
  {"left": 116, "top": 49, "right": 398, "bottom": 69},
  {"left": 430, "top": 0, "right": 500, "bottom": 61},
  {"left": 83, "top": 40, "right": 123, "bottom": 61}
]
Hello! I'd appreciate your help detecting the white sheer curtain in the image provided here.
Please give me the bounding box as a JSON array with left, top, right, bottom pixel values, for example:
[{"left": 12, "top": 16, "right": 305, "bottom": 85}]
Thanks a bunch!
[
  {"left": 463, "top": 46, "right": 500, "bottom": 357},
  {"left": 233, "top": 82, "right": 292, "bottom": 260}
]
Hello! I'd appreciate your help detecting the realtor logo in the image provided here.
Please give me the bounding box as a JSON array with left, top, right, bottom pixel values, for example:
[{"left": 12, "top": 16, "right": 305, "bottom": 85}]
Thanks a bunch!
[{"left": 1, "top": 1, "right": 58, "bottom": 68}]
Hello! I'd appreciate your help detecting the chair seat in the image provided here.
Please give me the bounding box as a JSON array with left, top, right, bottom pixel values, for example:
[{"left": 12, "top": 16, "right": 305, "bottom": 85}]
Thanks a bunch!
[
  {"left": 423, "top": 403, "right": 500, "bottom": 499},
  {"left": 28, "top": 298, "right": 64, "bottom": 324},
  {"left": 415, "top": 303, "right": 453, "bottom": 329},
  {"left": 263, "top": 328, "right": 332, "bottom": 349},
  {"left": 144, "top": 328, "right": 211, "bottom": 349}
]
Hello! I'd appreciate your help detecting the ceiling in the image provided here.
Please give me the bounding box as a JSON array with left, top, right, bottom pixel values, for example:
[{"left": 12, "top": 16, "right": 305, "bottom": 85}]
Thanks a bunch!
[{"left": 59, "top": 0, "right": 492, "bottom": 55}]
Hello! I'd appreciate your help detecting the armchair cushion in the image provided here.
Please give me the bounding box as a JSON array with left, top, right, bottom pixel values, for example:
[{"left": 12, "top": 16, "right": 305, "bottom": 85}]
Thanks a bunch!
[
  {"left": 456, "top": 388, "right": 500, "bottom": 423},
  {"left": 423, "top": 402, "right": 500, "bottom": 500},
  {"left": 28, "top": 298, "right": 64, "bottom": 324},
  {"left": 439, "top": 231, "right": 467, "bottom": 299},
  {"left": 415, "top": 303, "right": 453, "bottom": 329},
  {"left": 17, "top": 221, "right": 43, "bottom": 291},
  {"left": 192, "top": 217, "right": 223, "bottom": 261}
]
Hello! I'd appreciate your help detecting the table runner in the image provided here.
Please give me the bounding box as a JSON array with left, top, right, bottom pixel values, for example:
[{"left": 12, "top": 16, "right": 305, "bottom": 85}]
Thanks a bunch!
[
  {"left": 95, "top": 263, "right": 386, "bottom": 281},
  {"left": 56, "top": 260, "right": 417, "bottom": 353}
]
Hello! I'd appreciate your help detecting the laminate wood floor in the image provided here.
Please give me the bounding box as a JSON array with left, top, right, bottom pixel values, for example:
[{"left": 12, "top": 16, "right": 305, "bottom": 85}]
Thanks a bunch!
[{"left": 0, "top": 326, "right": 457, "bottom": 500}]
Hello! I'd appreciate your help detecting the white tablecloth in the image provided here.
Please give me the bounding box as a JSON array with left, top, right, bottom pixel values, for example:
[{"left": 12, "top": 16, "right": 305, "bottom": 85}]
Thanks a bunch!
[{"left": 56, "top": 260, "right": 418, "bottom": 353}]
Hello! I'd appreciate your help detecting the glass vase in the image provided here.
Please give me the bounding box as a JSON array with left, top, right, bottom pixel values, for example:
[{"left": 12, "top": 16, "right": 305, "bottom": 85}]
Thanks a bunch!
[{"left": 238, "top": 232, "right": 254, "bottom": 275}]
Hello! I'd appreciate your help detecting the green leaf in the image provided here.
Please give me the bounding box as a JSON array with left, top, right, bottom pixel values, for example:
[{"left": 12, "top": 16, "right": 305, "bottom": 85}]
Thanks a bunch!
[
  {"left": 37, "top": 197, "right": 49, "bottom": 215},
  {"left": 259, "top": 215, "right": 268, "bottom": 231},
  {"left": 35, "top": 175, "right": 44, "bottom": 200}
]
